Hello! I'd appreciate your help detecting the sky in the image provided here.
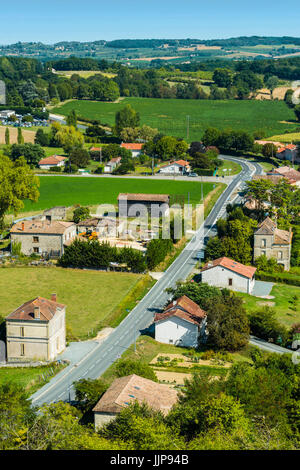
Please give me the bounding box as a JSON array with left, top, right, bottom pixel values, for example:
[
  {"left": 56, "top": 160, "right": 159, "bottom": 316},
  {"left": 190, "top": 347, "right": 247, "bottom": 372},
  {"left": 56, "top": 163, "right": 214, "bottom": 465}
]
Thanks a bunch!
[{"left": 0, "top": 0, "right": 299, "bottom": 44}]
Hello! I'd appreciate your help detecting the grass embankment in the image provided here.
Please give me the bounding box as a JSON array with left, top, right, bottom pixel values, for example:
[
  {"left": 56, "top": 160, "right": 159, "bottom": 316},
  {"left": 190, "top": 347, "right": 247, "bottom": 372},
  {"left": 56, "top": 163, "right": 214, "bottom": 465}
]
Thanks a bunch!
[
  {"left": 52, "top": 97, "right": 295, "bottom": 142},
  {"left": 0, "top": 362, "right": 65, "bottom": 395},
  {"left": 238, "top": 284, "right": 300, "bottom": 328},
  {"left": 0, "top": 267, "right": 149, "bottom": 340},
  {"left": 101, "top": 335, "right": 253, "bottom": 384},
  {"left": 22, "top": 176, "right": 214, "bottom": 212}
]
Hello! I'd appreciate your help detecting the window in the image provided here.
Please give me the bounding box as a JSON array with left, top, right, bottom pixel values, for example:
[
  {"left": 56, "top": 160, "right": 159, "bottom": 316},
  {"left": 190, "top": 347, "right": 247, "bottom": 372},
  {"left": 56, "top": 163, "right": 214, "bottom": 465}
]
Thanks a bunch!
[
  {"left": 20, "top": 344, "right": 25, "bottom": 356},
  {"left": 20, "top": 327, "right": 24, "bottom": 337},
  {"left": 261, "top": 250, "right": 266, "bottom": 256},
  {"left": 228, "top": 278, "right": 233, "bottom": 286},
  {"left": 261, "top": 239, "right": 266, "bottom": 248},
  {"left": 33, "top": 247, "right": 39, "bottom": 253},
  {"left": 278, "top": 251, "right": 283, "bottom": 259},
  {"left": 33, "top": 236, "right": 39, "bottom": 243},
  {"left": 169, "top": 339, "right": 173, "bottom": 344}
]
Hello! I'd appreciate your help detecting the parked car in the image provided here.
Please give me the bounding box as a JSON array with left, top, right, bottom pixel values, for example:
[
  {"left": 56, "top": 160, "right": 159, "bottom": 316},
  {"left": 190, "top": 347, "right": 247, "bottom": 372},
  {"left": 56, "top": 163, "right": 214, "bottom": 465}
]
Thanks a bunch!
[{"left": 188, "top": 173, "right": 198, "bottom": 177}]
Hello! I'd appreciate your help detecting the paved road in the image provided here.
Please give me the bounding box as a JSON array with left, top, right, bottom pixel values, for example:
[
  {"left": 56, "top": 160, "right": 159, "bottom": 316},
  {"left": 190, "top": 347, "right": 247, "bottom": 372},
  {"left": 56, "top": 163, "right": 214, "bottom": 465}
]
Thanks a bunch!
[
  {"left": 31, "top": 155, "right": 260, "bottom": 407},
  {"left": 250, "top": 336, "right": 293, "bottom": 354}
]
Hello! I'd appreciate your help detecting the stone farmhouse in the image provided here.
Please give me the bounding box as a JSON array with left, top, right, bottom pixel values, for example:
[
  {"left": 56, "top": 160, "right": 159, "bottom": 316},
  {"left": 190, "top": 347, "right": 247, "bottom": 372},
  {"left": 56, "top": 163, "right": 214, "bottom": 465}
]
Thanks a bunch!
[
  {"left": 118, "top": 193, "right": 169, "bottom": 218},
  {"left": 154, "top": 295, "right": 207, "bottom": 348},
  {"left": 5, "top": 294, "right": 66, "bottom": 363},
  {"left": 10, "top": 220, "right": 76, "bottom": 257},
  {"left": 253, "top": 217, "right": 293, "bottom": 271},
  {"left": 43, "top": 206, "right": 67, "bottom": 222},
  {"left": 200, "top": 256, "right": 256, "bottom": 294},
  {"left": 276, "top": 145, "right": 299, "bottom": 164},
  {"left": 93, "top": 374, "right": 178, "bottom": 429}
]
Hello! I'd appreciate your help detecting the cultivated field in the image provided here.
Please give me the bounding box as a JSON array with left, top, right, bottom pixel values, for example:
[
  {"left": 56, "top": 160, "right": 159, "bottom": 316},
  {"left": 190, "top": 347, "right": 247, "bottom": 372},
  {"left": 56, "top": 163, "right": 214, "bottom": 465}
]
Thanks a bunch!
[
  {"left": 52, "top": 98, "right": 295, "bottom": 142},
  {"left": 0, "top": 267, "right": 146, "bottom": 339},
  {"left": 55, "top": 70, "right": 117, "bottom": 78},
  {"left": 266, "top": 132, "right": 300, "bottom": 143},
  {"left": 22, "top": 176, "right": 214, "bottom": 212},
  {"left": 0, "top": 126, "right": 36, "bottom": 144}
]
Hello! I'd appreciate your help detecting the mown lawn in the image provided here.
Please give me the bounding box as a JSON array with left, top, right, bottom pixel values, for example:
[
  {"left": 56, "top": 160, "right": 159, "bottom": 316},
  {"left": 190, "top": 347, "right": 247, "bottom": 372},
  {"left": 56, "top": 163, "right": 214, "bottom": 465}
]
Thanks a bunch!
[
  {"left": 0, "top": 267, "right": 149, "bottom": 339},
  {"left": 22, "top": 176, "right": 214, "bottom": 212},
  {"left": 238, "top": 284, "right": 300, "bottom": 327},
  {"left": 0, "top": 363, "right": 65, "bottom": 395},
  {"left": 52, "top": 98, "right": 295, "bottom": 142}
]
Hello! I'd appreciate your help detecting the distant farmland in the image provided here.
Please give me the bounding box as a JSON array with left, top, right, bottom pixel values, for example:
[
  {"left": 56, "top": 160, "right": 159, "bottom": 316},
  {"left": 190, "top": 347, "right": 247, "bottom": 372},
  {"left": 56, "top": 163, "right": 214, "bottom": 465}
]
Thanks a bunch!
[
  {"left": 53, "top": 97, "right": 296, "bottom": 141},
  {"left": 23, "top": 176, "right": 214, "bottom": 212}
]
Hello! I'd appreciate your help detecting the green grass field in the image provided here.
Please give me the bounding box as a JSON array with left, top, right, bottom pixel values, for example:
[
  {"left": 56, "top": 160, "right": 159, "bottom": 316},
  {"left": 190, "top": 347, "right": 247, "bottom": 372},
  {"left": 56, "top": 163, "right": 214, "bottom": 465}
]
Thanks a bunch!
[
  {"left": 0, "top": 363, "right": 65, "bottom": 395},
  {"left": 238, "top": 284, "right": 300, "bottom": 328},
  {"left": 0, "top": 267, "right": 147, "bottom": 339},
  {"left": 22, "top": 176, "right": 214, "bottom": 212},
  {"left": 52, "top": 98, "right": 295, "bottom": 142}
]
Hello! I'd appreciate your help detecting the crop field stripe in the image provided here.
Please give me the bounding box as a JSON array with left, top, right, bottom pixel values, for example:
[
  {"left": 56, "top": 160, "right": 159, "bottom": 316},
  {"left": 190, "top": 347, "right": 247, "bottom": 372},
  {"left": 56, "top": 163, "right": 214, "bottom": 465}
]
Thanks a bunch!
[{"left": 52, "top": 97, "right": 295, "bottom": 141}]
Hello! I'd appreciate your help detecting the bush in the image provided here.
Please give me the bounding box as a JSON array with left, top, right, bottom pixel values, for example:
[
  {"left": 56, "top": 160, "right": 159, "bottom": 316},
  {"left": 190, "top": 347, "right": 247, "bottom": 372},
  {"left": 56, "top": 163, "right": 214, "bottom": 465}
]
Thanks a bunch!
[
  {"left": 115, "top": 359, "right": 158, "bottom": 382},
  {"left": 249, "top": 307, "right": 289, "bottom": 345},
  {"left": 256, "top": 271, "right": 300, "bottom": 287}
]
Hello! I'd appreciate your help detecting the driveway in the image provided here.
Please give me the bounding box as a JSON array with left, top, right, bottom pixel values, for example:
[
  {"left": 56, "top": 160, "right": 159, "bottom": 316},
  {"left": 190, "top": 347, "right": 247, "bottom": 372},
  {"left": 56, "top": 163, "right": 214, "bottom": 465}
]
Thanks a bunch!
[{"left": 251, "top": 280, "right": 274, "bottom": 297}]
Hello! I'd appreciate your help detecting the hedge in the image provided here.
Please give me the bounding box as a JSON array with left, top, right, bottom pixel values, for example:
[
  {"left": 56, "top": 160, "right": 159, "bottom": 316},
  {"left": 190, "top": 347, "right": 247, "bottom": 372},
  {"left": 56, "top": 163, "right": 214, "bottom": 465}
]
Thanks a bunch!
[{"left": 256, "top": 271, "right": 300, "bottom": 287}]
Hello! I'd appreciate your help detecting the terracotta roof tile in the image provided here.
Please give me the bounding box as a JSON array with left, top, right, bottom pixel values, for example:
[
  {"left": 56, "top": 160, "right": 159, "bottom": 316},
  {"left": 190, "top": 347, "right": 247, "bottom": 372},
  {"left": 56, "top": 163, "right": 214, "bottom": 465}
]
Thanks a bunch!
[
  {"left": 154, "top": 295, "right": 206, "bottom": 326},
  {"left": 93, "top": 374, "right": 178, "bottom": 415},
  {"left": 39, "top": 155, "right": 66, "bottom": 165},
  {"left": 120, "top": 143, "right": 143, "bottom": 150},
  {"left": 10, "top": 220, "right": 75, "bottom": 235},
  {"left": 201, "top": 257, "right": 256, "bottom": 279},
  {"left": 6, "top": 296, "right": 65, "bottom": 322}
]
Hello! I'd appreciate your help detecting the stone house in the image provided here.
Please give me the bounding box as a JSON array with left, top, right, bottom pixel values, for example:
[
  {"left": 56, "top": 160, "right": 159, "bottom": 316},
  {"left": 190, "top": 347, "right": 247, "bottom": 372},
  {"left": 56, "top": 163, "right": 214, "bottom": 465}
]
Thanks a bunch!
[
  {"left": 93, "top": 374, "right": 178, "bottom": 429},
  {"left": 253, "top": 217, "right": 293, "bottom": 271},
  {"left": 200, "top": 257, "right": 256, "bottom": 294},
  {"left": 10, "top": 220, "right": 76, "bottom": 257},
  {"left": 43, "top": 206, "right": 67, "bottom": 222},
  {"left": 118, "top": 193, "right": 169, "bottom": 218},
  {"left": 154, "top": 295, "right": 207, "bottom": 348},
  {"left": 5, "top": 294, "right": 66, "bottom": 362}
]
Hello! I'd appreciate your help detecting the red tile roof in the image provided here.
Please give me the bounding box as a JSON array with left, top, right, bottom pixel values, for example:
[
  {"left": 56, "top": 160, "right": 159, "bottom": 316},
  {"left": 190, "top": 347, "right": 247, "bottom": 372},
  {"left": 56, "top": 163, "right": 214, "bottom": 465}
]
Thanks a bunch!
[
  {"left": 201, "top": 257, "right": 256, "bottom": 279},
  {"left": 11, "top": 220, "right": 75, "bottom": 235},
  {"left": 120, "top": 143, "right": 143, "bottom": 150},
  {"left": 90, "top": 147, "right": 102, "bottom": 152},
  {"left": 39, "top": 155, "right": 67, "bottom": 165},
  {"left": 154, "top": 295, "right": 206, "bottom": 326},
  {"left": 6, "top": 296, "right": 65, "bottom": 322}
]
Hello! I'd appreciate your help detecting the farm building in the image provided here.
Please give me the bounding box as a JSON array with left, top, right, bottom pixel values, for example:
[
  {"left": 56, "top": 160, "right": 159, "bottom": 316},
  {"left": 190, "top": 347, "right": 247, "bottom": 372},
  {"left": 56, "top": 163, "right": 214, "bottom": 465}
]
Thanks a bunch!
[
  {"left": 93, "top": 374, "right": 178, "bottom": 429},
  {"left": 200, "top": 257, "right": 256, "bottom": 294},
  {"left": 118, "top": 193, "right": 169, "bottom": 218},
  {"left": 5, "top": 294, "right": 66, "bottom": 363},
  {"left": 10, "top": 220, "right": 76, "bottom": 257},
  {"left": 154, "top": 295, "right": 207, "bottom": 348}
]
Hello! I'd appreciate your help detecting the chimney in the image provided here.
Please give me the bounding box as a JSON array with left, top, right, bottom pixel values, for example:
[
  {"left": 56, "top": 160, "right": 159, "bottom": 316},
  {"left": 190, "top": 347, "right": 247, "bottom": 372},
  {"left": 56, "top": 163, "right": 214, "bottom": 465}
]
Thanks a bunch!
[
  {"left": 21, "top": 222, "right": 25, "bottom": 231},
  {"left": 51, "top": 293, "right": 57, "bottom": 302},
  {"left": 34, "top": 306, "right": 40, "bottom": 320}
]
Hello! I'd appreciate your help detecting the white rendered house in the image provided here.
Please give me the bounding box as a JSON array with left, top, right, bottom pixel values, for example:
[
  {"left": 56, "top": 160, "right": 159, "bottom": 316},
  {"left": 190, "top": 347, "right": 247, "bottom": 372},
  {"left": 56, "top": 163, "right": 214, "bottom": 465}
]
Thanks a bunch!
[
  {"left": 154, "top": 295, "right": 207, "bottom": 348},
  {"left": 200, "top": 256, "right": 256, "bottom": 294}
]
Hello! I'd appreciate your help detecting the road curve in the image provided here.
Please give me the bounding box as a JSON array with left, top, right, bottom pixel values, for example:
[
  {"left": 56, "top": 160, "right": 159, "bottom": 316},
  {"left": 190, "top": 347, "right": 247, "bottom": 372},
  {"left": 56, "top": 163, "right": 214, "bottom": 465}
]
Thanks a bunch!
[{"left": 31, "top": 155, "right": 261, "bottom": 406}]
